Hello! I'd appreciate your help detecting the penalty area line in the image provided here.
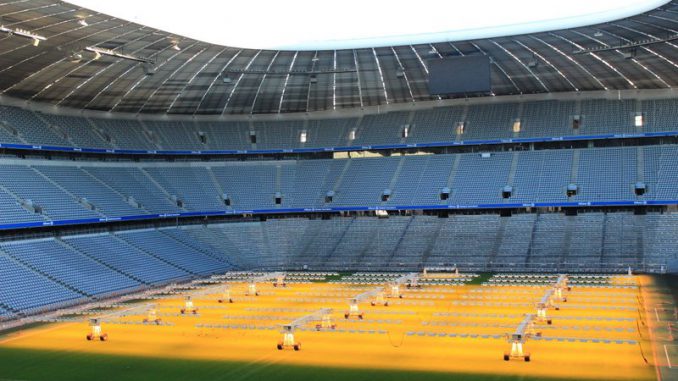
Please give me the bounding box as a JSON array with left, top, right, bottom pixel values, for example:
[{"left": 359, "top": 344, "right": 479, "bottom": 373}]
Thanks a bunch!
[{"left": 664, "top": 345, "right": 672, "bottom": 369}]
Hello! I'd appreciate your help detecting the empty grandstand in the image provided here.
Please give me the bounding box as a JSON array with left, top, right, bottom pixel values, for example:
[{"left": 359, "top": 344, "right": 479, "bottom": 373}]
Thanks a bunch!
[{"left": 0, "top": 1, "right": 676, "bottom": 381}]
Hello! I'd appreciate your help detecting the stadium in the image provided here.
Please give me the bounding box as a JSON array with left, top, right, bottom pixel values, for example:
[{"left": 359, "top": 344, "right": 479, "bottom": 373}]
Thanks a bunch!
[{"left": 0, "top": 0, "right": 677, "bottom": 380}]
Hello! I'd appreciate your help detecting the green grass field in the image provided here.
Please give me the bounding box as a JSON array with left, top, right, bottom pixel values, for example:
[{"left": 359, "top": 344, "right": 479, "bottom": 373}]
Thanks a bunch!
[{"left": 0, "top": 347, "right": 600, "bottom": 381}]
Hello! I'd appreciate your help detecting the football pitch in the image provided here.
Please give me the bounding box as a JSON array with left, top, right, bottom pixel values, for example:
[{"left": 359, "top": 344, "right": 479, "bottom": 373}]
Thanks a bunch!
[{"left": 0, "top": 272, "right": 669, "bottom": 381}]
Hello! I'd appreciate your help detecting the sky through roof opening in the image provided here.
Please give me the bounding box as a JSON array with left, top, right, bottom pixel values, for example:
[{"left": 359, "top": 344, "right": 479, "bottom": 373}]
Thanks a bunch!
[{"left": 66, "top": 0, "right": 668, "bottom": 50}]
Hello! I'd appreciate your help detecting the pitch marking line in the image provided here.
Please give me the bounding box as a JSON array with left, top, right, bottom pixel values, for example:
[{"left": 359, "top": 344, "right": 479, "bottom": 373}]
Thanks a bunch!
[{"left": 664, "top": 345, "right": 672, "bottom": 369}]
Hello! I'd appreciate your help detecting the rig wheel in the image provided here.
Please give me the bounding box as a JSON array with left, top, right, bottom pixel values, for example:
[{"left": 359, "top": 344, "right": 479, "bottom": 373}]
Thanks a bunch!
[
  {"left": 503, "top": 354, "right": 509, "bottom": 361},
  {"left": 358, "top": 314, "right": 364, "bottom": 320},
  {"left": 180, "top": 309, "right": 186, "bottom": 314},
  {"left": 547, "top": 319, "right": 552, "bottom": 325},
  {"left": 344, "top": 313, "right": 349, "bottom": 319},
  {"left": 524, "top": 355, "right": 530, "bottom": 362},
  {"left": 100, "top": 334, "right": 108, "bottom": 341},
  {"left": 86, "top": 334, "right": 93, "bottom": 341},
  {"left": 277, "top": 344, "right": 283, "bottom": 350},
  {"left": 293, "top": 344, "right": 300, "bottom": 351}
]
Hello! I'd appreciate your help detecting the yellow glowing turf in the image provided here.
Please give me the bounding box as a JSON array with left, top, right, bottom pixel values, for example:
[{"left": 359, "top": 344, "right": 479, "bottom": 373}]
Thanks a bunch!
[{"left": 0, "top": 275, "right": 656, "bottom": 380}]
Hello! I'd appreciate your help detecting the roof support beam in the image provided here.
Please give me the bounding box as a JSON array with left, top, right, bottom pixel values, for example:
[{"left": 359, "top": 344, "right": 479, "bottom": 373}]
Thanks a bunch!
[{"left": 193, "top": 49, "right": 242, "bottom": 114}]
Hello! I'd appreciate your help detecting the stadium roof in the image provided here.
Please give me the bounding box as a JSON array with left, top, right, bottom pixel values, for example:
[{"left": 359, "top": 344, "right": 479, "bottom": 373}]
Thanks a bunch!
[{"left": 0, "top": 0, "right": 677, "bottom": 114}]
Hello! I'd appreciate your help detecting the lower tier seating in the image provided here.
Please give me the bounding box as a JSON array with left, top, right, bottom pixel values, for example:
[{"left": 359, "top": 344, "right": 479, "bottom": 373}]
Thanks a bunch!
[{"left": 0, "top": 212, "right": 675, "bottom": 317}]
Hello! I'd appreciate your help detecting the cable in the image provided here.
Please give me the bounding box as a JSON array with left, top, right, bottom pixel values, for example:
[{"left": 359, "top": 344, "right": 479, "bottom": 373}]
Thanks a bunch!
[{"left": 386, "top": 330, "right": 406, "bottom": 348}]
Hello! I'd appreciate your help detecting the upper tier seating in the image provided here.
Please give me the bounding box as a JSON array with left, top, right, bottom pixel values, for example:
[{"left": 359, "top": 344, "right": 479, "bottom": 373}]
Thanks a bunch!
[{"left": 0, "top": 98, "right": 674, "bottom": 151}]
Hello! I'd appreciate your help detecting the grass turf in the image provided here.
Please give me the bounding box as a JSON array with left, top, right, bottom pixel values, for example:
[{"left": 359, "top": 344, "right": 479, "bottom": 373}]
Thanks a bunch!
[{"left": 0, "top": 347, "right": 604, "bottom": 381}]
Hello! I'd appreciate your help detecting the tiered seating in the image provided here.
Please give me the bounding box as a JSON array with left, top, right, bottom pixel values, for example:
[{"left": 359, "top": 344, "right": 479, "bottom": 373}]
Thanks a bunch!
[
  {"left": 34, "top": 166, "right": 141, "bottom": 217},
  {"left": 528, "top": 214, "right": 568, "bottom": 265},
  {"left": 494, "top": 214, "right": 536, "bottom": 267},
  {"left": 643, "top": 213, "right": 678, "bottom": 267},
  {"left": 158, "top": 228, "right": 239, "bottom": 267},
  {"left": 1, "top": 99, "right": 677, "bottom": 151},
  {"left": 1, "top": 239, "right": 138, "bottom": 296},
  {"left": 288, "top": 159, "right": 345, "bottom": 208},
  {"left": 463, "top": 103, "right": 519, "bottom": 139},
  {"left": 83, "top": 167, "right": 179, "bottom": 214},
  {"left": 333, "top": 157, "right": 399, "bottom": 206},
  {"left": 386, "top": 156, "right": 432, "bottom": 205},
  {"left": 254, "top": 121, "right": 301, "bottom": 149},
  {"left": 449, "top": 152, "right": 512, "bottom": 204},
  {"left": 89, "top": 118, "right": 156, "bottom": 150},
  {"left": 0, "top": 210, "right": 674, "bottom": 316},
  {"left": 0, "top": 165, "right": 101, "bottom": 220},
  {"left": 0, "top": 121, "right": 23, "bottom": 143},
  {"left": 145, "top": 167, "right": 224, "bottom": 211},
  {"left": 291, "top": 218, "right": 354, "bottom": 269},
  {"left": 143, "top": 120, "right": 203, "bottom": 150},
  {"left": 0, "top": 187, "right": 44, "bottom": 224},
  {"left": 201, "top": 121, "right": 250, "bottom": 150},
  {"left": 0, "top": 145, "right": 673, "bottom": 223},
  {"left": 277, "top": 163, "right": 297, "bottom": 208},
  {"left": 306, "top": 118, "right": 357, "bottom": 147},
  {"left": 409, "top": 106, "right": 464, "bottom": 143},
  {"left": 63, "top": 234, "right": 189, "bottom": 284},
  {"left": 39, "top": 113, "right": 111, "bottom": 148},
  {"left": 573, "top": 147, "right": 637, "bottom": 201},
  {"left": 407, "top": 155, "right": 456, "bottom": 205},
  {"left": 114, "top": 230, "right": 229, "bottom": 275},
  {"left": 0, "top": 252, "right": 83, "bottom": 312},
  {"left": 200, "top": 223, "right": 279, "bottom": 269},
  {"left": 520, "top": 100, "right": 576, "bottom": 137},
  {"left": 176, "top": 225, "right": 253, "bottom": 269},
  {"left": 388, "top": 216, "right": 439, "bottom": 268},
  {"left": 565, "top": 213, "right": 604, "bottom": 268},
  {"left": 339, "top": 217, "right": 410, "bottom": 270},
  {"left": 0, "top": 106, "right": 68, "bottom": 146},
  {"left": 427, "top": 215, "right": 498, "bottom": 267},
  {"left": 580, "top": 99, "right": 635, "bottom": 134},
  {"left": 655, "top": 145, "right": 678, "bottom": 199},
  {"left": 354, "top": 111, "right": 409, "bottom": 145},
  {"left": 512, "top": 150, "right": 573, "bottom": 202},
  {"left": 642, "top": 99, "right": 678, "bottom": 132},
  {"left": 212, "top": 164, "right": 277, "bottom": 209},
  {"left": 0, "top": 305, "right": 14, "bottom": 320},
  {"left": 602, "top": 214, "right": 644, "bottom": 268}
]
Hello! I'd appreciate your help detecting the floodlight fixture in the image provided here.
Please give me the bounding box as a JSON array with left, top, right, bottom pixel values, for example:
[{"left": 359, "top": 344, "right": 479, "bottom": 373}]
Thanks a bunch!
[
  {"left": 85, "top": 46, "right": 154, "bottom": 63},
  {"left": 0, "top": 25, "right": 47, "bottom": 46}
]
